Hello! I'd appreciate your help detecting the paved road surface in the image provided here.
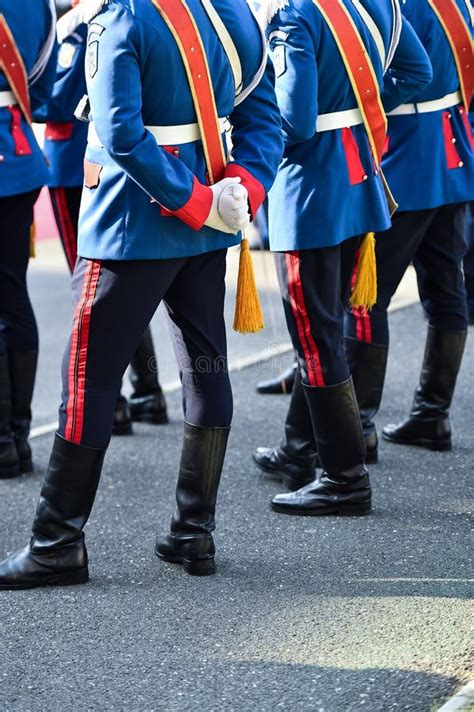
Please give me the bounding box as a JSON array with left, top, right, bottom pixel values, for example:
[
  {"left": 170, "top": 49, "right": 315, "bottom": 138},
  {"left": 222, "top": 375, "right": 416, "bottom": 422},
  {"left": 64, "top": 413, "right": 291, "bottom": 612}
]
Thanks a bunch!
[{"left": 0, "top": 242, "right": 472, "bottom": 711}]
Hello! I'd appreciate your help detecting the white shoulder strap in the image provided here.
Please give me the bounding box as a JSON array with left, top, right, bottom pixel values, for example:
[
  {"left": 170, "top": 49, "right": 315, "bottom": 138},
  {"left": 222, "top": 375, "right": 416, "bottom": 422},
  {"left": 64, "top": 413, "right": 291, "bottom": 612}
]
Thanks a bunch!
[
  {"left": 386, "top": 0, "right": 402, "bottom": 69},
  {"left": 29, "top": 0, "right": 57, "bottom": 85},
  {"left": 350, "top": 0, "right": 387, "bottom": 71},
  {"left": 200, "top": 0, "right": 243, "bottom": 96}
]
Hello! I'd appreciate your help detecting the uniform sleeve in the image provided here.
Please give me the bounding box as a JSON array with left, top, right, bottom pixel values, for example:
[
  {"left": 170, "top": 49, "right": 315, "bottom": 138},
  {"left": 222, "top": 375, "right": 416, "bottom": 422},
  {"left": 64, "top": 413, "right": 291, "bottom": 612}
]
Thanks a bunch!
[
  {"left": 86, "top": 6, "right": 213, "bottom": 231},
  {"left": 266, "top": 10, "right": 318, "bottom": 149},
  {"left": 381, "top": 17, "right": 433, "bottom": 114},
  {"left": 34, "top": 29, "right": 87, "bottom": 123},
  {"left": 225, "top": 60, "right": 284, "bottom": 219}
]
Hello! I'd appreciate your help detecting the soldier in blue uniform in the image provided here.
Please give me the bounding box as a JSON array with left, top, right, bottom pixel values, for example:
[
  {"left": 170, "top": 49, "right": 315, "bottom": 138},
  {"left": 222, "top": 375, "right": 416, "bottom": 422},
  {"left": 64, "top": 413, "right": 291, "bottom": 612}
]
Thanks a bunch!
[
  {"left": 253, "top": 0, "right": 432, "bottom": 515},
  {"left": 0, "top": 0, "right": 283, "bottom": 588},
  {"left": 37, "top": 1, "right": 169, "bottom": 434},
  {"left": 345, "top": 0, "right": 474, "bottom": 456},
  {"left": 0, "top": 0, "right": 57, "bottom": 479}
]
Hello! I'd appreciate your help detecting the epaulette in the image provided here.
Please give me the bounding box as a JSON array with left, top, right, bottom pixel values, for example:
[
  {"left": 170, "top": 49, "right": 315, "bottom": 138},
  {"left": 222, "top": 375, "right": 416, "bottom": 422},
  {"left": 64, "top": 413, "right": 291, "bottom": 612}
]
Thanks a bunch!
[
  {"left": 265, "top": 0, "right": 290, "bottom": 23},
  {"left": 81, "top": 0, "right": 109, "bottom": 23}
]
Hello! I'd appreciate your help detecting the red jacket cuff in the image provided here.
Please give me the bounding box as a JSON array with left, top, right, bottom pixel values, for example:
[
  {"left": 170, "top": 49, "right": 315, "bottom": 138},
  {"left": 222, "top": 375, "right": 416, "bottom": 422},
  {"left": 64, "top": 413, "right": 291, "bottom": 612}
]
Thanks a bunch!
[
  {"left": 164, "top": 177, "right": 213, "bottom": 231},
  {"left": 224, "top": 163, "right": 266, "bottom": 219}
]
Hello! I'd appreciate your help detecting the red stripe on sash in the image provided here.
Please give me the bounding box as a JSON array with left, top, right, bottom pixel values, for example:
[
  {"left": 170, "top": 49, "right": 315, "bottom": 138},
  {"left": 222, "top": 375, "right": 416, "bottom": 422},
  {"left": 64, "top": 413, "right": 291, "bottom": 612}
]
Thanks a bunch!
[
  {"left": 0, "top": 14, "right": 32, "bottom": 123},
  {"left": 65, "top": 260, "right": 101, "bottom": 444},
  {"left": 427, "top": 0, "right": 473, "bottom": 111},
  {"left": 313, "top": 0, "right": 387, "bottom": 165},
  {"left": 151, "top": 0, "right": 226, "bottom": 184},
  {"left": 286, "top": 252, "right": 325, "bottom": 387}
]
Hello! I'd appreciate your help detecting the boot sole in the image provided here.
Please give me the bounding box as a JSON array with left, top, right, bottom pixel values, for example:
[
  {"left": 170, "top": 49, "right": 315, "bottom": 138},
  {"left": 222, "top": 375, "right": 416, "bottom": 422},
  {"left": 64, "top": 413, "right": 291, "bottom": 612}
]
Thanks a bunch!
[
  {"left": 382, "top": 433, "right": 452, "bottom": 452},
  {"left": 112, "top": 424, "right": 133, "bottom": 436},
  {"left": 0, "top": 465, "right": 22, "bottom": 479},
  {"left": 20, "top": 458, "right": 34, "bottom": 474},
  {"left": 155, "top": 549, "right": 216, "bottom": 576},
  {"left": 271, "top": 502, "right": 372, "bottom": 517},
  {"left": 0, "top": 566, "right": 89, "bottom": 590},
  {"left": 253, "top": 456, "right": 314, "bottom": 492},
  {"left": 130, "top": 413, "right": 169, "bottom": 425}
]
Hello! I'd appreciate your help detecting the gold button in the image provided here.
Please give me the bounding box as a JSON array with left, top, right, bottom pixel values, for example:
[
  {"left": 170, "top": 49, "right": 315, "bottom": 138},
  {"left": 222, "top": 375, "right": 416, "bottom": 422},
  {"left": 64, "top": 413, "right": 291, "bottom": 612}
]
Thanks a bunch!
[
  {"left": 363, "top": 174, "right": 368, "bottom": 181},
  {"left": 358, "top": 66, "right": 363, "bottom": 71},
  {"left": 0, "top": 155, "right": 4, "bottom": 162},
  {"left": 452, "top": 138, "right": 456, "bottom": 144},
  {"left": 10, "top": 62, "right": 15, "bottom": 67},
  {"left": 197, "top": 73, "right": 202, "bottom": 79},
  {"left": 458, "top": 161, "right": 464, "bottom": 168},
  {"left": 190, "top": 46, "right": 195, "bottom": 52}
]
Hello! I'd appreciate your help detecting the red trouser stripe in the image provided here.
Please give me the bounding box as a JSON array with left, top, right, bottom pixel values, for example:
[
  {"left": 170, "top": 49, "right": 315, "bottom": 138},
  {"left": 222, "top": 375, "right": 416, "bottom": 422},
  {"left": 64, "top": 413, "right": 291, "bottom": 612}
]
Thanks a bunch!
[
  {"left": 285, "top": 252, "right": 325, "bottom": 387},
  {"left": 65, "top": 260, "right": 101, "bottom": 444},
  {"left": 350, "top": 247, "right": 373, "bottom": 343},
  {"left": 50, "top": 188, "right": 78, "bottom": 272}
]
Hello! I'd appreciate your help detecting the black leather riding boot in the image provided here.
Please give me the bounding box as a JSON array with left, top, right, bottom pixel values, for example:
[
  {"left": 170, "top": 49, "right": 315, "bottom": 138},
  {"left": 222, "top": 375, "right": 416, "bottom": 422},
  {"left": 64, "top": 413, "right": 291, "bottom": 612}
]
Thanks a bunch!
[
  {"left": 272, "top": 378, "right": 371, "bottom": 516},
  {"left": 129, "top": 327, "right": 168, "bottom": 424},
  {"left": 345, "top": 337, "right": 388, "bottom": 464},
  {"left": 9, "top": 350, "right": 38, "bottom": 473},
  {"left": 112, "top": 392, "right": 133, "bottom": 435},
  {"left": 0, "top": 433, "right": 106, "bottom": 590},
  {"left": 256, "top": 359, "right": 297, "bottom": 395},
  {"left": 156, "top": 422, "right": 230, "bottom": 576},
  {"left": 253, "top": 371, "right": 317, "bottom": 490},
  {"left": 383, "top": 327, "right": 467, "bottom": 451},
  {"left": 0, "top": 352, "right": 20, "bottom": 479}
]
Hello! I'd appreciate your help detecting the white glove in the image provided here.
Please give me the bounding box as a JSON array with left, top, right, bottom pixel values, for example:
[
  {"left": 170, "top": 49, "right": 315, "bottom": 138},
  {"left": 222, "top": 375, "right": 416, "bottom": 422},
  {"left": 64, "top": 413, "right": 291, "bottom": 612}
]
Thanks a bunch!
[{"left": 205, "top": 177, "right": 250, "bottom": 234}]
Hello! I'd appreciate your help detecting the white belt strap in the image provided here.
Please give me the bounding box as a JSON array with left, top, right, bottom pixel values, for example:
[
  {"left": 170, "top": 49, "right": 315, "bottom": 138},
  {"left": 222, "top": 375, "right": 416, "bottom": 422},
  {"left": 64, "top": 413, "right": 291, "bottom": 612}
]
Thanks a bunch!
[
  {"left": 316, "top": 107, "right": 363, "bottom": 133},
  {"left": 388, "top": 90, "right": 462, "bottom": 116},
  {"left": 88, "top": 119, "right": 228, "bottom": 148},
  {"left": 200, "top": 0, "right": 243, "bottom": 96},
  {"left": 0, "top": 90, "right": 16, "bottom": 108},
  {"left": 351, "top": 0, "right": 386, "bottom": 70}
]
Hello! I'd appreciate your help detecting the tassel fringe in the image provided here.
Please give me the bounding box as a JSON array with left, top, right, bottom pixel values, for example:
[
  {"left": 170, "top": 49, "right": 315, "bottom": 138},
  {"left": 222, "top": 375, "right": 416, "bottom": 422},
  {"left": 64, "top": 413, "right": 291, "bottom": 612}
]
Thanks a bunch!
[
  {"left": 29, "top": 222, "right": 36, "bottom": 259},
  {"left": 233, "top": 238, "right": 265, "bottom": 334},
  {"left": 349, "top": 232, "right": 377, "bottom": 310}
]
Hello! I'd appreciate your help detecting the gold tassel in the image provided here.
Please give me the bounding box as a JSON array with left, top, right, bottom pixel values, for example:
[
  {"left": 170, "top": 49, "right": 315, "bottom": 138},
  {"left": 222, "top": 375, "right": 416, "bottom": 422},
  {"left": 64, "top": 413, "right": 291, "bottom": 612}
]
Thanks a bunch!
[
  {"left": 349, "top": 232, "right": 377, "bottom": 310},
  {"left": 233, "top": 237, "right": 265, "bottom": 334},
  {"left": 29, "top": 222, "right": 36, "bottom": 259}
]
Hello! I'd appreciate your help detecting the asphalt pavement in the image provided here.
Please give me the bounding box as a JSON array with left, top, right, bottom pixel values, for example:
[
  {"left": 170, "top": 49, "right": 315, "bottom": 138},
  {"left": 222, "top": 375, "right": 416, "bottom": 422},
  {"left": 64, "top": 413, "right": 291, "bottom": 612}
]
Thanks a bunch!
[{"left": 0, "top": 242, "right": 472, "bottom": 711}]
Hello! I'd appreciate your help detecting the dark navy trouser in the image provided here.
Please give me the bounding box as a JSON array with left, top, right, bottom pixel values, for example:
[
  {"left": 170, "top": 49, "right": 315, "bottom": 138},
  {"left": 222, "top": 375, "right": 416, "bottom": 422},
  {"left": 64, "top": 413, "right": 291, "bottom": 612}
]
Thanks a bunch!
[
  {"left": 58, "top": 250, "right": 232, "bottom": 448},
  {"left": 464, "top": 202, "right": 474, "bottom": 315},
  {"left": 345, "top": 204, "right": 469, "bottom": 345},
  {"left": 49, "top": 186, "right": 82, "bottom": 272},
  {"left": 275, "top": 236, "right": 361, "bottom": 387},
  {"left": 0, "top": 189, "right": 40, "bottom": 354}
]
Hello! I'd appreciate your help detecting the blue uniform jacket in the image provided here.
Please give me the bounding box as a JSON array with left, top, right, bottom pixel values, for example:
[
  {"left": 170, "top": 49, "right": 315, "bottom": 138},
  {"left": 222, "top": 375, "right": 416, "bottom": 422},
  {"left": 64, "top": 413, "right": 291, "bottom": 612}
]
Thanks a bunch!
[
  {"left": 35, "top": 13, "right": 88, "bottom": 189},
  {"left": 0, "top": 0, "right": 57, "bottom": 197},
  {"left": 383, "top": 0, "right": 474, "bottom": 212},
  {"left": 267, "top": 0, "right": 433, "bottom": 252},
  {"left": 78, "top": 0, "right": 283, "bottom": 261}
]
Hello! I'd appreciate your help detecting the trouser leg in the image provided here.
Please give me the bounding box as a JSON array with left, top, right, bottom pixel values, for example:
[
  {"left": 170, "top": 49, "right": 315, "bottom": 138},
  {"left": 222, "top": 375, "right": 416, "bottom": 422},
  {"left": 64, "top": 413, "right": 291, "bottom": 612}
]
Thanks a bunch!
[
  {"left": 156, "top": 250, "right": 232, "bottom": 576},
  {"left": 344, "top": 210, "right": 435, "bottom": 459},
  {"left": 383, "top": 204, "right": 469, "bottom": 450},
  {"left": 463, "top": 202, "right": 474, "bottom": 321},
  {"left": 0, "top": 257, "right": 186, "bottom": 590},
  {"left": 0, "top": 190, "right": 40, "bottom": 477},
  {"left": 128, "top": 325, "right": 168, "bottom": 425},
  {"left": 49, "top": 186, "right": 81, "bottom": 273},
  {"left": 270, "top": 239, "right": 371, "bottom": 516}
]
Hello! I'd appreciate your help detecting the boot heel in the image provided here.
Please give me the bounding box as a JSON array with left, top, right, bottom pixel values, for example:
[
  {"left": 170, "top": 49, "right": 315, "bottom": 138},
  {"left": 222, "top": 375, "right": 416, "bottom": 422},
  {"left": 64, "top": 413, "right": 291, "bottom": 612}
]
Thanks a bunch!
[
  {"left": 51, "top": 566, "right": 89, "bottom": 587},
  {"left": 339, "top": 502, "right": 372, "bottom": 516},
  {"left": 183, "top": 558, "right": 216, "bottom": 577}
]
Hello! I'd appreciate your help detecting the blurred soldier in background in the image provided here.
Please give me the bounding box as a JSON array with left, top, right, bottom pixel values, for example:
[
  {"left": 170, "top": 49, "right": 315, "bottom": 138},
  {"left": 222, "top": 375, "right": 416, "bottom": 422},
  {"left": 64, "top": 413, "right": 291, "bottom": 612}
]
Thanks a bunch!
[
  {"left": 346, "top": 0, "right": 473, "bottom": 455},
  {"left": 253, "top": 0, "right": 432, "bottom": 515},
  {"left": 40, "top": 0, "right": 168, "bottom": 434},
  {"left": 0, "top": 0, "right": 57, "bottom": 478}
]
